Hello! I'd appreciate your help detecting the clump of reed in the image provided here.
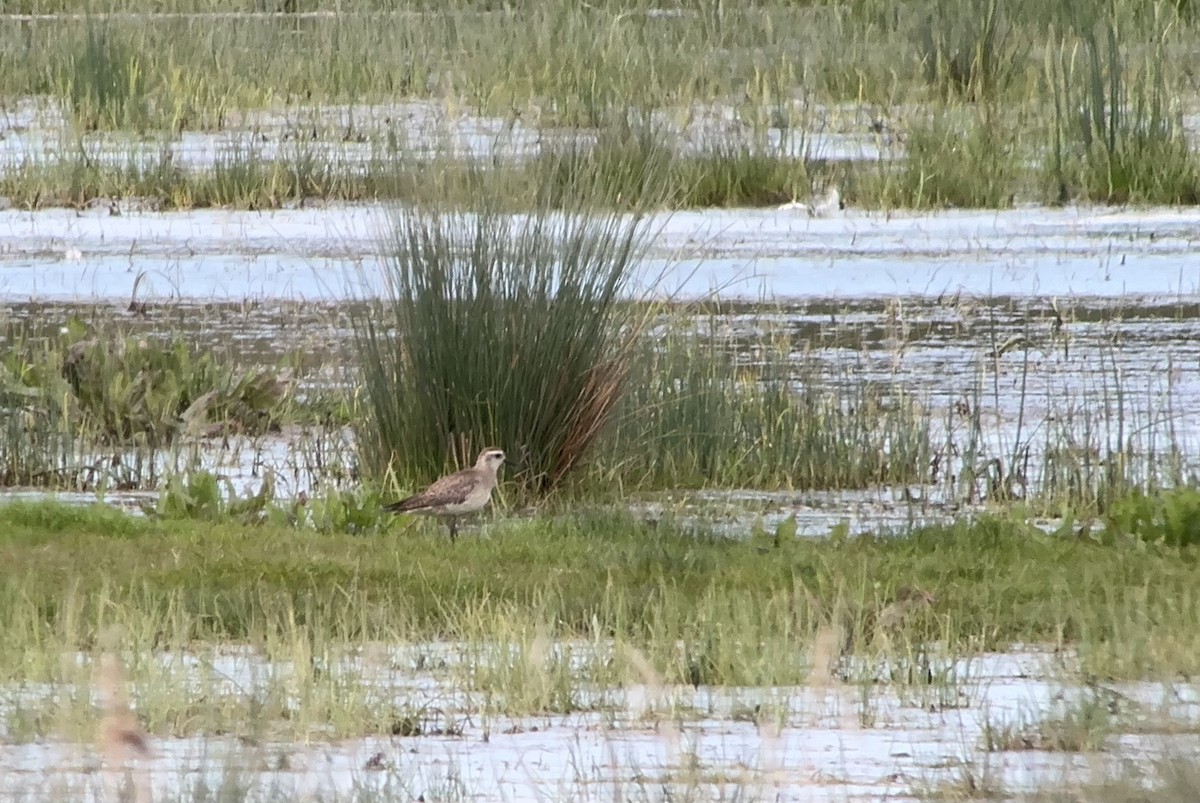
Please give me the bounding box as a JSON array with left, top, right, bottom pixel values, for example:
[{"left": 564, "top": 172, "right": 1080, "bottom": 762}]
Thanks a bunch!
[
  {"left": 915, "top": 0, "right": 1027, "bottom": 101},
  {"left": 1043, "top": 12, "right": 1200, "bottom": 204},
  {"left": 62, "top": 20, "right": 151, "bottom": 131},
  {"left": 532, "top": 117, "right": 813, "bottom": 210},
  {"left": 0, "top": 146, "right": 413, "bottom": 211},
  {"left": 349, "top": 164, "right": 656, "bottom": 497}
]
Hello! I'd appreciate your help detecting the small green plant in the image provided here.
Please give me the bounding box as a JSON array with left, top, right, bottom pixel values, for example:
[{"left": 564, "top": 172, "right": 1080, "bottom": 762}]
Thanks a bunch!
[
  {"left": 154, "top": 469, "right": 277, "bottom": 524},
  {"left": 1102, "top": 488, "right": 1200, "bottom": 547}
]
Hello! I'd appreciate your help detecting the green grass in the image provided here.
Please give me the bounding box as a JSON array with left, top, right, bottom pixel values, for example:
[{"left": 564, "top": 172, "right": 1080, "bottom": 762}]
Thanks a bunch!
[
  {"left": 530, "top": 119, "right": 813, "bottom": 210},
  {"left": 850, "top": 107, "right": 1026, "bottom": 209},
  {"left": 2, "top": 0, "right": 1197, "bottom": 211},
  {"left": 1043, "top": 14, "right": 1200, "bottom": 205},
  {"left": 982, "top": 694, "right": 1121, "bottom": 752},
  {"left": 594, "top": 312, "right": 933, "bottom": 490},
  {"left": 0, "top": 146, "right": 416, "bottom": 211},
  {"left": 3, "top": 496, "right": 1200, "bottom": 751},
  {"left": 3, "top": 500, "right": 1200, "bottom": 682}
]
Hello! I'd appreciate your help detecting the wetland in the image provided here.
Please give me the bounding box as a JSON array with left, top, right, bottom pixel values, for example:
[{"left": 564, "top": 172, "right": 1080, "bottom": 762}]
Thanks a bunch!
[{"left": 3, "top": 1, "right": 1200, "bottom": 800}]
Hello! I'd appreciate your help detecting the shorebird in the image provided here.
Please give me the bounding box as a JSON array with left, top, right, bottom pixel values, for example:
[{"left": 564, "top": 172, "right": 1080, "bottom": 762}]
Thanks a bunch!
[
  {"left": 383, "top": 448, "right": 509, "bottom": 540},
  {"left": 97, "top": 654, "right": 153, "bottom": 762}
]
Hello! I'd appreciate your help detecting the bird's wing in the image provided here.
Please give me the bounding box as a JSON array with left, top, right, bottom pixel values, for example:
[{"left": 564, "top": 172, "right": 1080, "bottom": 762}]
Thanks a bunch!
[{"left": 384, "top": 469, "right": 476, "bottom": 512}]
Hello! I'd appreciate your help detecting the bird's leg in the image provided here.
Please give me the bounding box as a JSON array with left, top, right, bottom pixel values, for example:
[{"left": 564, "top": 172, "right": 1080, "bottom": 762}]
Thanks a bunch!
[{"left": 448, "top": 518, "right": 458, "bottom": 542}]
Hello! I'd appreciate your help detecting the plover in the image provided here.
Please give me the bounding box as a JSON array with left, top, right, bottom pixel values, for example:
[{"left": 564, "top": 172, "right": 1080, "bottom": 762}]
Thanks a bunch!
[
  {"left": 97, "top": 653, "right": 153, "bottom": 761},
  {"left": 383, "top": 448, "right": 509, "bottom": 540}
]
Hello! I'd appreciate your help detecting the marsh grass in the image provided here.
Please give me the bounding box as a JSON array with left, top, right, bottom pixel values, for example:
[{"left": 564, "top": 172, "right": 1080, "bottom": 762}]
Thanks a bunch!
[
  {"left": 673, "top": 137, "right": 811, "bottom": 208},
  {"left": 4, "top": 502, "right": 1200, "bottom": 692},
  {"left": 982, "top": 694, "right": 1120, "bottom": 753},
  {"left": 1101, "top": 488, "right": 1200, "bottom": 547},
  {"left": 0, "top": 145, "right": 412, "bottom": 210},
  {"left": 902, "top": 108, "right": 1024, "bottom": 208},
  {"left": 1027, "top": 756, "right": 1200, "bottom": 802},
  {"left": 4, "top": 127, "right": 823, "bottom": 212},
  {"left": 942, "top": 307, "right": 1195, "bottom": 514},
  {"left": 596, "top": 312, "right": 933, "bottom": 491},
  {"left": 8, "top": 318, "right": 290, "bottom": 444},
  {"left": 916, "top": 0, "right": 1028, "bottom": 101},
  {"left": 6, "top": 501, "right": 1200, "bottom": 751},
  {"left": 3, "top": 0, "right": 1198, "bottom": 214},
  {"left": 531, "top": 118, "right": 675, "bottom": 210},
  {"left": 62, "top": 20, "right": 151, "bottom": 131},
  {"left": 350, "top": 166, "right": 656, "bottom": 497},
  {"left": 454, "top": 616, "right": 601, "bottom": 716},
  {"left": 0, "top": 315, "right": 326, "bottom": 491},
  {"left": 531, "top": 117, "right": 812, "bottom": 210},
  {"left": 911, "top": 754, "right": 1008, "bottom": 800},
  {"left": 0, "top": 365, "right": 79, "bottom": 488},
  {"left": 850, "top": 107, "right": 1024, "bottom": 209},
  {"left": 1044, "top": 18, "right": 1200, "bottom": 204}
]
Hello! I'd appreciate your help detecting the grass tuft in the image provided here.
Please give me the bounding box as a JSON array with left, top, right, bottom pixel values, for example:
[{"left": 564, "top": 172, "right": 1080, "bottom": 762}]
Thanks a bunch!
[{"left": 350, "top": 167, "right": 657, "bottom": 497}]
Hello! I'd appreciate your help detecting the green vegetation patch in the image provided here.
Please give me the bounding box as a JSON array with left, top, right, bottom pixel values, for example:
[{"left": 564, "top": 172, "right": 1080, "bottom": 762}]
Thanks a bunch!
[{"left": 3, "top": 500, "right": 1200, "bottom": 683}]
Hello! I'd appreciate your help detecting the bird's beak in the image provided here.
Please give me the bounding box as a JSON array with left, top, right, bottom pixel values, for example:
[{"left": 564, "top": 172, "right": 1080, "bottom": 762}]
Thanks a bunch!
[{"left": 504, "top": 458, "right": 518, "bottom": 468}]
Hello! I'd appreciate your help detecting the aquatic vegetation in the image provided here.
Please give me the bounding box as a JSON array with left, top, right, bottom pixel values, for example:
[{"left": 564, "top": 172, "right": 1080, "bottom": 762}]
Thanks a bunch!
[
  {"left": 0, "top": 315, "right": 325, "bottom": 490},
  {"left": 598, "top": 313, "right": 933, "bottom": 490},
  {"left": 853, "top": 107, "right": 1025, "bottom": 209},
  {"left": 1044, "top": 14, "right": 1200, "bottom": 204},
  {"left": 981, "top": 693, "right": 1121, "bottom": 753},
  {"left": 350, "top": 170, "right": 655, "bottom": 497},
  {"left": 1101, "top": 487, "right": 1200, "bottom": 548},
  {"left": 2, "top": 0, "right": 1197, "bottom": 211},
  {"left": 9, "top": 318, "right": 290, "bottom": 444},
  {"left": 61, "top": 20, "right": 151, "bottom": 131}
]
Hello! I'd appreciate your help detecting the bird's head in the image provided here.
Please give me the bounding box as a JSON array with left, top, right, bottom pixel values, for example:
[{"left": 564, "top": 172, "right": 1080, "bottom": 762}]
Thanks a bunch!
[{"left": 475, "top": 448, "right": 509, "bottom": 473}]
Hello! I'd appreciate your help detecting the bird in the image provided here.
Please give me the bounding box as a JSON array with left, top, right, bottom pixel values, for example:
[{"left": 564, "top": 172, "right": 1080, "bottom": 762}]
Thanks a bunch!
[
  {"left": 97, "top": 653, "right": 154, "bottom": 761},
  {"left": 383, "top": 448, "right": 509, "bottom": 541}
]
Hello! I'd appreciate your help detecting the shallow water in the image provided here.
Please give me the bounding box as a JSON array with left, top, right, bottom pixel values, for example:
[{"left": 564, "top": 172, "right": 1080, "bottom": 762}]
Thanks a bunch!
[
  {"left": 1, "top": 644, "right": 1197, "bottom": 802},
  {"left": 3, "top": 284, "right": 1196, "bottom": 522},
  {"left": 3, "top": 203, "right": 1200, "bottom": 302},
  {"left": 1, "top": 199, "right": 1199, "bottom": 527},
  {"left": 0, "top": 97, "right": 884, "bottom": 178}
]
